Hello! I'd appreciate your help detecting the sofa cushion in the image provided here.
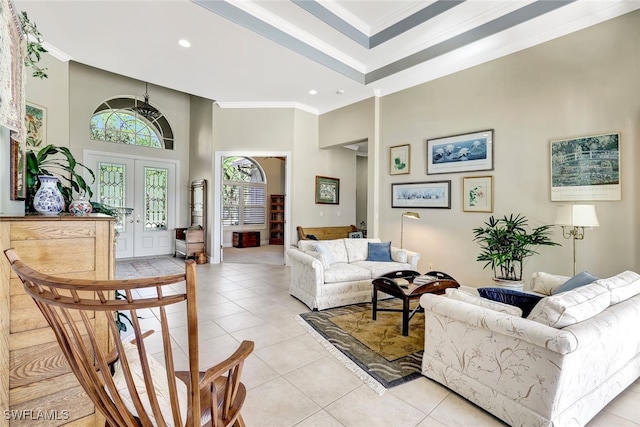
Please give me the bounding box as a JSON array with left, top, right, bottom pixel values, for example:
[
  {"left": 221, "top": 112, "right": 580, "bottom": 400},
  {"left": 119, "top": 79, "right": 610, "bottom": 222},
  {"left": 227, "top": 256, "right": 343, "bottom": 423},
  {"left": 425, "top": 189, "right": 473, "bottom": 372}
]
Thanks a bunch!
[
  {"left": 594, "top": 271, "right": 640, "bottom": 304},
  {"left": 313, "top": 241, "right": 336, "bottom": 265},
  {"left": 391, "top": 247, "right": 407, "bottom": 263},
  {"left": 531, "top": 271, "right": 571, "bottom": 295},
  {"left": 446, "top": 288, "right": 523, "bottom": 316},
  {"left": 552, "top": 271, "right": 598, "bottom": 295},
  {"left": 344, "top": 238, "right": 380, "bottom": 263},
  {"left": 367, "top": 241, "right": 392, "bottom": 261},
  {"left": 321, "top": 239, "right": 349, "bottom": 263},
  {"left": 527, "top": 282, "right": 610, "bottom": 328},
  {"left": 352, "top": 261, "right": 412, "bottom": 278},
  {"left": 297, "top": 239, "right": 317, "bottom": 252},
  {"left": 478, "top": 287, "right": 543, "bottom": 317},
  {"left": 323, "top": 263, "right": 372, "bottom": 284}
]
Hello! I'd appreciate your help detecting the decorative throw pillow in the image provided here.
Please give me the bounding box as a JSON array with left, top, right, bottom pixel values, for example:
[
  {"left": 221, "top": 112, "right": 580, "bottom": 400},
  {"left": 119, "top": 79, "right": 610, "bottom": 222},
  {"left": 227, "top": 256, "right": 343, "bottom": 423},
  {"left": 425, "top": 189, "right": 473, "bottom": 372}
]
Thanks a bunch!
[
  {"left": 527, "top": 282, "right": 610, "bottom": 328},
  {"left": 390, "top": 247, "right": 407, "bottom": 263},
  {"left": 313, "top": 241, "right": 336, "bottom": 266},
  {"left": 595, "top": 271, "right": 640, "bottom": 304},
  {"left": 112, "top": 341, "right": 188, "bottom": 427},
  {"left": 367, "top": 241, "right": 393, "bottom": 262},
  {"left": 447, "top": 288, "right": 523, "bottom": 316},
  {"left": 478, "top": 287, "right": 543, "bottom": 317},
  {"left": 531, "top": 272, "right": 571, "bottom": 295},
  {"left": 552, "top": 271, "right": 598, "bottom": 295}
]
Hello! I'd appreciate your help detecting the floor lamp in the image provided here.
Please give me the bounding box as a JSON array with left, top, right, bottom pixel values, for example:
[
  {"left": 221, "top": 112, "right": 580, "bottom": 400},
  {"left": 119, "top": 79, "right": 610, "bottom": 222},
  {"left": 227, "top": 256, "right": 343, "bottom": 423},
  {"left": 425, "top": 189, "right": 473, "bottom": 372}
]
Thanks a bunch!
[
  {"left": 401, "top": 212, "right": 420, "bottom": 249},
  {"left": 554, "top": 205, "right": 599, "bottom": 276}
]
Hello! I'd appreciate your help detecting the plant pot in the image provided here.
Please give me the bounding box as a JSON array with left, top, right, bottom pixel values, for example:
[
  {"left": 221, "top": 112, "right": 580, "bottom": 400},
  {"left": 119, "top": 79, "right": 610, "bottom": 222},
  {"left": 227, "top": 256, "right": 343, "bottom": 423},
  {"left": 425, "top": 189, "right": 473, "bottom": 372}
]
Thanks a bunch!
[
  {"left": 492, "top": 277, "right": 525, "bottom": 290},
  {"left": 33, "top": 175, "right": 64, "bottom": 215}
]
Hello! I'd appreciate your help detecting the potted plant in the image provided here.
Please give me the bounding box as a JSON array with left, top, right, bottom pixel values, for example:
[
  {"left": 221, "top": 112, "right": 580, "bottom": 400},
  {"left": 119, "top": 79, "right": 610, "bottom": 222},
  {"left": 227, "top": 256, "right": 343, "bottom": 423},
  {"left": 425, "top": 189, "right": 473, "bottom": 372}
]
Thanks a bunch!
[{"left": 473, "top": 214, "right": 560, "bottom": 283}]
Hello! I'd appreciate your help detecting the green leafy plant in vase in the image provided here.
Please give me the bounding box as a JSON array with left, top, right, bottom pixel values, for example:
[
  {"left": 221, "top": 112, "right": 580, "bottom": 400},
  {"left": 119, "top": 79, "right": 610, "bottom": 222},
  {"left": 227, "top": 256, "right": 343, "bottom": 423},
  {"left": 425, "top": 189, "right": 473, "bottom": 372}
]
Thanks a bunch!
[{"left": 473, "top": 214, "right": 560, "bottom": 283}]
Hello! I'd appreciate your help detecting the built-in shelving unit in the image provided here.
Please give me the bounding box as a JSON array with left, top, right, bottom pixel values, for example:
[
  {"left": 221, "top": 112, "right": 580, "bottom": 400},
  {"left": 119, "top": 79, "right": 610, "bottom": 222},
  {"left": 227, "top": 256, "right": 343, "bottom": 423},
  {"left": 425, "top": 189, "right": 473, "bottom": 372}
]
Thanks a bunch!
[{"left": 269, "top": 194, "right": 285, "bottom": 245}]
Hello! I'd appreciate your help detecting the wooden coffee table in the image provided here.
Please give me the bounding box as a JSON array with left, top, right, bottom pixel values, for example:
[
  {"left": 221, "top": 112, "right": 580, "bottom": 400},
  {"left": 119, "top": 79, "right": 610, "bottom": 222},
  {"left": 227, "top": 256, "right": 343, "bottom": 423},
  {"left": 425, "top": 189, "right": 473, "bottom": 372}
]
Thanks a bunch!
[{"left": 372, "top": 270, "right": 459, "bottom": 336}]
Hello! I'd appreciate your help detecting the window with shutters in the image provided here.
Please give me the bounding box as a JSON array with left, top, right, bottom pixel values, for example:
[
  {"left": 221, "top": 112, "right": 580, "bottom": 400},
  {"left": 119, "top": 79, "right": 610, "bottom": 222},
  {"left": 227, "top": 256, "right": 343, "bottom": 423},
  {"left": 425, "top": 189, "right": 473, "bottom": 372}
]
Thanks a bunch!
[{"left": 222, "top": 157, "right": 266, "bottom": 229}]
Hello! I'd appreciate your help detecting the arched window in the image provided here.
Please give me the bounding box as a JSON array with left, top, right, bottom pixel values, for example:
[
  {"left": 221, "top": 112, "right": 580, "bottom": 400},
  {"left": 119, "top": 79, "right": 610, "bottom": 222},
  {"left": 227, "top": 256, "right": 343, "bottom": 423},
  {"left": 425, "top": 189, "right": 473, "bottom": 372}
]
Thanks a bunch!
[
  {"left": 222, "top": 157, "right": 266, "bottom": 228},
  {"left": 90, "top": 97, "right": 174, "bottom": 149}
]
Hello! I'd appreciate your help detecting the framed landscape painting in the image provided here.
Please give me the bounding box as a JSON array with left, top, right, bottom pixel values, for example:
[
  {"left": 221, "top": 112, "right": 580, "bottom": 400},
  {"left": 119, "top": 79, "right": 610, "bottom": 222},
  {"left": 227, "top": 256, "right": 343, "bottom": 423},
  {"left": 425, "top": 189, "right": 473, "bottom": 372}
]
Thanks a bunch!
[
  {"left": 550, "top": 132, "right": 620, "bottom": 201},
  {"left": 427, "top": 129, "right": 493, "bottom": 174},
  {"left": 391, "top": 181, "right": 451, "bottom": 209},
  {"left": 315, "top": 176, "right": 340, "bottom": 204},
  {"left": 25, "top": 102, "right": 47, "bottom": 148},
  {"left": 390, "top": 144, "right": 410, "bottom": 175}
]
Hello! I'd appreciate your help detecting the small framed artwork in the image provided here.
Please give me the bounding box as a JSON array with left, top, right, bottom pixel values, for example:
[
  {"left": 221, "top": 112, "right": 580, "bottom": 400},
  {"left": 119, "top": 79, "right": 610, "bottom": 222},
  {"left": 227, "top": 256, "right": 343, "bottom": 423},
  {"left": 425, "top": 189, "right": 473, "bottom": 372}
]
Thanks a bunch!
[
  {"left": 427, "top": 129, "right": 493, "bottom": 174},
  {"left": 25, "top": 102, "right": 47, "bottom": 148},
  {"left": 348, "top": 231, "right": 363, "bottom": 238},
  {"left": 391, "top": 181, "right": 451, "bottom": 209},
  {"left": 315, "top": 176, "right": 340, "bottom": 204},
  {"left": 390, "top": 144, "right": 410, "bottom": 175},
  {"left": 463, "top": 176, "right": 493, "bottom": 212},
  {"left": 550, "top": 132, "right": 620, "bottom": 201},
  {"left": 9, "top": 134, "right": 26, "bottom": 200}
]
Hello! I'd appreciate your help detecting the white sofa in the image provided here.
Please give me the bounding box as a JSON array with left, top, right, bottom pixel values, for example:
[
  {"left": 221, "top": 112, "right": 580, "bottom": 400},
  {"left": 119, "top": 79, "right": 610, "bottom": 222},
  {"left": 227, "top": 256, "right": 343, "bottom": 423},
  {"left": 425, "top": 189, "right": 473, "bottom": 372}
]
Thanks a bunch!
[
  {"left": 420, "top": 270, "right": 640, "bottom": 427},
  {"left": 288, "top": 237, "right": 420, "bottom": 310}
]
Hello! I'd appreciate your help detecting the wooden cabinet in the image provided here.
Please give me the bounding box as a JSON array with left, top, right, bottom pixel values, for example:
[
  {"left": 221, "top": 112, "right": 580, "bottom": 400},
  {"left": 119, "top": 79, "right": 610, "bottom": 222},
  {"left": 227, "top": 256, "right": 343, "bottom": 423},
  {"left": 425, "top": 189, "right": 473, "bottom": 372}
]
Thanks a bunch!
[
  {"left": 269, "top": 194, "right": 285, "bottom": 245},
  {"left": 174, "top": 227, "right": 205, "bottom": 259},
  {"left": 0, "top": 214, "right": 115, "bottom": 427},
  {"left": 232, "top": 231, "right": 260, "bottom": 248}
]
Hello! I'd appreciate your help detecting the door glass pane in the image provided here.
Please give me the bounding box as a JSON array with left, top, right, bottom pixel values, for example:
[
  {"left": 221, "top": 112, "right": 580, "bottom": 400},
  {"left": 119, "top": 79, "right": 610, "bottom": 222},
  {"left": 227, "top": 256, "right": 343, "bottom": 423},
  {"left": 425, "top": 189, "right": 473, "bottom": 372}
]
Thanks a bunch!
[
  {"left": 144, "top": 166, "right": 168, "bottom": 231},
  {"left": 98, "top": 162, "right": 126, "bottom": 232}
]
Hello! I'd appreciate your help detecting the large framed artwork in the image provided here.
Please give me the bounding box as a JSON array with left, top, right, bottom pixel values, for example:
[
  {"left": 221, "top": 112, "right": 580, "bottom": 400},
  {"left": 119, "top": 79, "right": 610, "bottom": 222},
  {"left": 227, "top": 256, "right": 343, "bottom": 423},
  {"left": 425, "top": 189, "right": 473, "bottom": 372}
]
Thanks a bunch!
[
  {"left": 25, "top": 102, "right": 47, "bottom": 148},
  {"left": 9, "top": 135, "right": 26, "bottom": 200},
  {"left": 315, "top": 176, "right": 340, "bottom": 204},
  {"left": 550, "top": 132, "right": 620, "bottom": 201},
  {"left": 427, "top": 129, "right": 493, "bottom": 175},
  {"left": 389, "top": 144, "right": 410, "bottom": 175},
  {"left": 391, "top": 181, "right": 451, "bottom": 209},
  {"left": 463, "top": 176, "right": 493, "bottom": 212}
]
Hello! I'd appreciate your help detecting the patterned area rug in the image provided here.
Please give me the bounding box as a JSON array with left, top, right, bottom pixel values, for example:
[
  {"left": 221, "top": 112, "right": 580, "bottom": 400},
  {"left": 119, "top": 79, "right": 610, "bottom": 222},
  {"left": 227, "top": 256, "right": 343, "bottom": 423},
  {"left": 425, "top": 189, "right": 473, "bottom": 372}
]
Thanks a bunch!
[
  {"left": 297, "top": 300, "right": 424, "bottom": 394},
  {"left": 116, "top": 256, "right": 186, "bottom": 279}
]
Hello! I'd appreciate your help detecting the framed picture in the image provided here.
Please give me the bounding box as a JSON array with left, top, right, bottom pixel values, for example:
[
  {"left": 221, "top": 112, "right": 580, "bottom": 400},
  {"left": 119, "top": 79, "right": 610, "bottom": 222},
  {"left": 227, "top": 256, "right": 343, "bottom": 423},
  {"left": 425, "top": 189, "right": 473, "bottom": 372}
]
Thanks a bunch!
[
  {"left": 427, "top": 129, "right": 493, "bottom": 174},
  {"left": 391, "top": 181, "right": 451, "bottom": 209},
  {"left": 9, "top": 134, "right": 26, "bottom": 200},
  {"left": 25, "top": 102, "right": 47, "bottom": 148},
  {"left": 315, "top": 176, "right": 340, "bottom": 204},
  {"left": 390, "top": 144, "right": 410, "bottom": 175},
  {"left": 550, "top": 132, "right": 620, "bottom": 201},
  {"left": 463, "top": 176, "right": 493, "bottom": 212},
  {"left": 348, "top": 231, "right": 363, "bottom": 238}
]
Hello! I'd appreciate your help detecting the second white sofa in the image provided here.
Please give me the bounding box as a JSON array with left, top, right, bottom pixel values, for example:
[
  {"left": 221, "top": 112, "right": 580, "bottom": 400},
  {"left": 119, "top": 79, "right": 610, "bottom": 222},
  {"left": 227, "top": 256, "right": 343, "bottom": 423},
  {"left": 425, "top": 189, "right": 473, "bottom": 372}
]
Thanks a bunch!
[{"left": 288, "top": 237, "right": 420, "bottom": 310}]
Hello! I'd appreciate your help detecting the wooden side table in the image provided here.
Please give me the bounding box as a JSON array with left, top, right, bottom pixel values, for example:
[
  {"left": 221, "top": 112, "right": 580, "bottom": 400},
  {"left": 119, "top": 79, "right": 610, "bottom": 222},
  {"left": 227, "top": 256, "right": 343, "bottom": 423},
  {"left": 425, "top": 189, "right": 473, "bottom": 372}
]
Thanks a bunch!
[{"left": 372, "top": 270, "right": 459, "bottom": 336}]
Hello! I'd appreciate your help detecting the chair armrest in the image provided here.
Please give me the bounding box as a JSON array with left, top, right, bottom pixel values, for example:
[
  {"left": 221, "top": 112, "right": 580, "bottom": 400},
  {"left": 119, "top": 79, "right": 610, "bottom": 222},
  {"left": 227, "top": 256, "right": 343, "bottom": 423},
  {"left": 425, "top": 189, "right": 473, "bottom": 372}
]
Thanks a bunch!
[
  {"left": 199, "top": 340, "right": 254, "bottom": 388},
  {"left": 420, "top": 294, "right": 578, "bottom": 354}
]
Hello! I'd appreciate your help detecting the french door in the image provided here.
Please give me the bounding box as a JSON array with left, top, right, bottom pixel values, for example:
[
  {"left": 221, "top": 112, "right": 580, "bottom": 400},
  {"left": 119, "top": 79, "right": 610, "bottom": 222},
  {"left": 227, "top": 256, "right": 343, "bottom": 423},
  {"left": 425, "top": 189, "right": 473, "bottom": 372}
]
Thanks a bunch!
[{"left": 85, "top": 152, "right": 176, "bottom": 259}]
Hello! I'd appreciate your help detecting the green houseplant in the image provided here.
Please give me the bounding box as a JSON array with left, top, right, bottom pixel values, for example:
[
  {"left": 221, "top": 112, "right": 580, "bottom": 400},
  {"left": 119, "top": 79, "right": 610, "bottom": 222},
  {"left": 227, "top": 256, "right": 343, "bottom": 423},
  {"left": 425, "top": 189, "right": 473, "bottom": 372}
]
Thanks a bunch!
[{"left": 473, "top": 214, "right": 560, "bottom": 282}]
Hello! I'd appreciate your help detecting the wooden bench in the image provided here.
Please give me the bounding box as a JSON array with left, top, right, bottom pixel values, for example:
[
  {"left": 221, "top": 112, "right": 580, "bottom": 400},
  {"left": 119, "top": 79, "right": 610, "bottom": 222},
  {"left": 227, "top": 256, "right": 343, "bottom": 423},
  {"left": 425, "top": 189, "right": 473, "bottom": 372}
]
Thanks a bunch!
[{"left": 297, "top": 225, "right": 357, "bottom": 241}]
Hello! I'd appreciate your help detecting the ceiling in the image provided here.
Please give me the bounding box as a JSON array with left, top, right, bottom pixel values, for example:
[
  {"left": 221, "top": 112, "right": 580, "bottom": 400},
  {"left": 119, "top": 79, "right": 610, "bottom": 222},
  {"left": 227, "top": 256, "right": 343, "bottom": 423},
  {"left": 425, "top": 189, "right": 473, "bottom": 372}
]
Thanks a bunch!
[{"left": 15, "top": 0, "right": 640, "bottom": 115}]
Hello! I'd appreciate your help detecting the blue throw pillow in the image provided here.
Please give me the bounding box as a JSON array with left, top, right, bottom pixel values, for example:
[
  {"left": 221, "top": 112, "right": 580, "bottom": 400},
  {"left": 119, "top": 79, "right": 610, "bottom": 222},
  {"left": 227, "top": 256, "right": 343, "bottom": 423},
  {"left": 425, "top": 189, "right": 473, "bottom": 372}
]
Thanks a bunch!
[
  {"left": 552, "top": 271, "right": 598, "bottom": 295},
  {"left": 367, "top": 241, "right": 392, "bottom": 262},
  {"left": 478, "top": 287, "right": 543, "bottom": 317}
]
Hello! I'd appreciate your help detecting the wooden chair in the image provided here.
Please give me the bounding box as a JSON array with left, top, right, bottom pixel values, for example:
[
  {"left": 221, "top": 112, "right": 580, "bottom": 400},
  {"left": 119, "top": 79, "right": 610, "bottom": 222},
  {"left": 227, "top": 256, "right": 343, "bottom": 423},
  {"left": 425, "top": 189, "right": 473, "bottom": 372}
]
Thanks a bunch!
[{"left": 4, "top": 249, "right": 253, "bottom": 427}]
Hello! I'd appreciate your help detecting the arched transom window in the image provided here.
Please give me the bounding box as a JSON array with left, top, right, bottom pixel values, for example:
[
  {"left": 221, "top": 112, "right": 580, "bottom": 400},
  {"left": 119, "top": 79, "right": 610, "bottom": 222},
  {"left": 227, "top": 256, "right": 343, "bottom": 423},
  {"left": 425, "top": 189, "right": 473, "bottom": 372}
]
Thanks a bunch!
[{"left": 90, "top": 97, "right": 174, "bottom": 149}]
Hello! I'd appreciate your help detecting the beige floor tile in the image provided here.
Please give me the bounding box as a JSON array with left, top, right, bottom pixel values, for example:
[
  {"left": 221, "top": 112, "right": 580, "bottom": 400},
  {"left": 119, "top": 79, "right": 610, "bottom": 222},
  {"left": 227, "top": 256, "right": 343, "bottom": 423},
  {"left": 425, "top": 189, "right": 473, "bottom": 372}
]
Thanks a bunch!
[
  {"left": 599, "top": 389, "right": 640, "bottom": 424},
  {"left": 240, "top": 353, "right": 280, "bottom": 390},
  {"left": 294, "top": 410, "right": 345, "bottom": 427},
  {"left": 284, "top": 357, "right": 364, "bottom": 407},
  {"left": 324, "top": 385, "right": 427, "bottom": 427},
  {"left": 588, "top": 410, "right": 640, "bottom": 427},
  {"left": 242, "top": 377, "right": 320, "bottom": 427},
  {"left": 215, "top": 311, "right": 266, "bottom": 333},
  {"left": 201, "top": 301, "right": 247, "bottom": 320},
  {"left": 230, "top": 322, "right": 293, "bottom": 349},
  {"left": 254, "top": 337, "right": 327, "bottom": 375},
  {"left": 428, "top": 393, "right": 507, "bottom": 427},
  {"left": 389, "top": 376, "right": 450, "bottom": 414}
]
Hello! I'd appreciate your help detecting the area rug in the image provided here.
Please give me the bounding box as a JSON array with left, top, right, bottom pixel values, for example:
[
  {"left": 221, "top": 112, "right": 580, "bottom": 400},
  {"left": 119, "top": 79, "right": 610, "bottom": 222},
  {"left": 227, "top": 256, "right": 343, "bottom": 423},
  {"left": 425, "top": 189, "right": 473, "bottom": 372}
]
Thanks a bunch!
[
  {"left": 116, "top": 256, "right": 186, "bottom": 279},
  {"left": 296, "top": 300, "right": 424, "bottom": 395}
]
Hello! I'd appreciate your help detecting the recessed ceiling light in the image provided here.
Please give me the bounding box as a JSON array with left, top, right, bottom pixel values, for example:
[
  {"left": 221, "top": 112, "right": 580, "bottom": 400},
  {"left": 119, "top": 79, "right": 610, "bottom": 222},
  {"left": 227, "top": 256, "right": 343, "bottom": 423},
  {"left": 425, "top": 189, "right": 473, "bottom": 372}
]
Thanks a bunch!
[
  {"left": 336, "top": 89, "right": 345, "bottom": 95},
  {"left": 308, "top": 89, "right": 318, "bottom": 95},
  {"left": 178, "top": 39, "right": 191, "bottom": 48}
]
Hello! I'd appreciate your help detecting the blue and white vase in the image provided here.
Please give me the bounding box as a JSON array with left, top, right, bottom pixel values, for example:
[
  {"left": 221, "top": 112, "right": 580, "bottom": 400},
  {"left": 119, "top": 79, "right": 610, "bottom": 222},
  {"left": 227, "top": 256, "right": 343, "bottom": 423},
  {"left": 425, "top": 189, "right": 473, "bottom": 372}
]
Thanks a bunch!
[{"left": 33, "top": 175, "right": 64, "bottom": 215}]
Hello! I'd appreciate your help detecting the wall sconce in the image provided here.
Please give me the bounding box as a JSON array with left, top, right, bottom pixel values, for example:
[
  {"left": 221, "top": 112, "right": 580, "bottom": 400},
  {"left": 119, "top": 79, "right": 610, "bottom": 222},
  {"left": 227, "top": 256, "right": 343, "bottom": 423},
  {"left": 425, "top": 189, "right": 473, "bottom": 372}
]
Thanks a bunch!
[
  {"left": 401, "top": 211, "right": 420, "bottom": 249},
  {"left": 554, "top": 205, "right": 599, "bottom": 276}
]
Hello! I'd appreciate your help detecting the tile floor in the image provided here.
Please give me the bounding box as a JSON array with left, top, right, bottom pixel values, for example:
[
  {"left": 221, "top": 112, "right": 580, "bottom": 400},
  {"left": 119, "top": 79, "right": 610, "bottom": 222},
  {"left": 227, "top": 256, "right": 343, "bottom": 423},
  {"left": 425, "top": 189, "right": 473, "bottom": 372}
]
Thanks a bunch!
[{"left": 132, "top": 260, "right": 640, "bottom": 427}]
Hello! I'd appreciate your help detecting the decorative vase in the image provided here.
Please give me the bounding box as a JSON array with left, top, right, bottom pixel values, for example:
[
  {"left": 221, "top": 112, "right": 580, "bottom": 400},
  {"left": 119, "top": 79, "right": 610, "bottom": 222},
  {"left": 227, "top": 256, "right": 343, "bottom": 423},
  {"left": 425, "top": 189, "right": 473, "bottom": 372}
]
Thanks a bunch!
[
  {"left": 33, "top": 175, "right": 64, "bottom": 215},
  {"left": 69, "top": 197, "right": 93, "bottom": 216}
]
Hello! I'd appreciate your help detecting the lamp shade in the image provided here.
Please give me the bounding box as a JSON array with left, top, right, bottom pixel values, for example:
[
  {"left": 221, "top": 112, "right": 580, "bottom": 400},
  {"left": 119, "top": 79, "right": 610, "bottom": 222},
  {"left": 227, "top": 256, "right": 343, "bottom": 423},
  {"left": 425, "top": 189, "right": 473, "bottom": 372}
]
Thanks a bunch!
[
  {"left": 554, "top": 205, "right": 599, "bottom": 227},
  {"left": 402, "top": 212, "right": 420, "bottom": 220}
]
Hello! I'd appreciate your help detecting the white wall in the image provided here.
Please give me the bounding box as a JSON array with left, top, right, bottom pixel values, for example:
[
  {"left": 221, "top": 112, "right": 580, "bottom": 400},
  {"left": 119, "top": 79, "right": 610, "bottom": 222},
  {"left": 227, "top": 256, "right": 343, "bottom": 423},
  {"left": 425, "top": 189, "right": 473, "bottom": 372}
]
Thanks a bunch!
[{"left": 377, "top": 10, "right": 640, "bottom": 285}]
